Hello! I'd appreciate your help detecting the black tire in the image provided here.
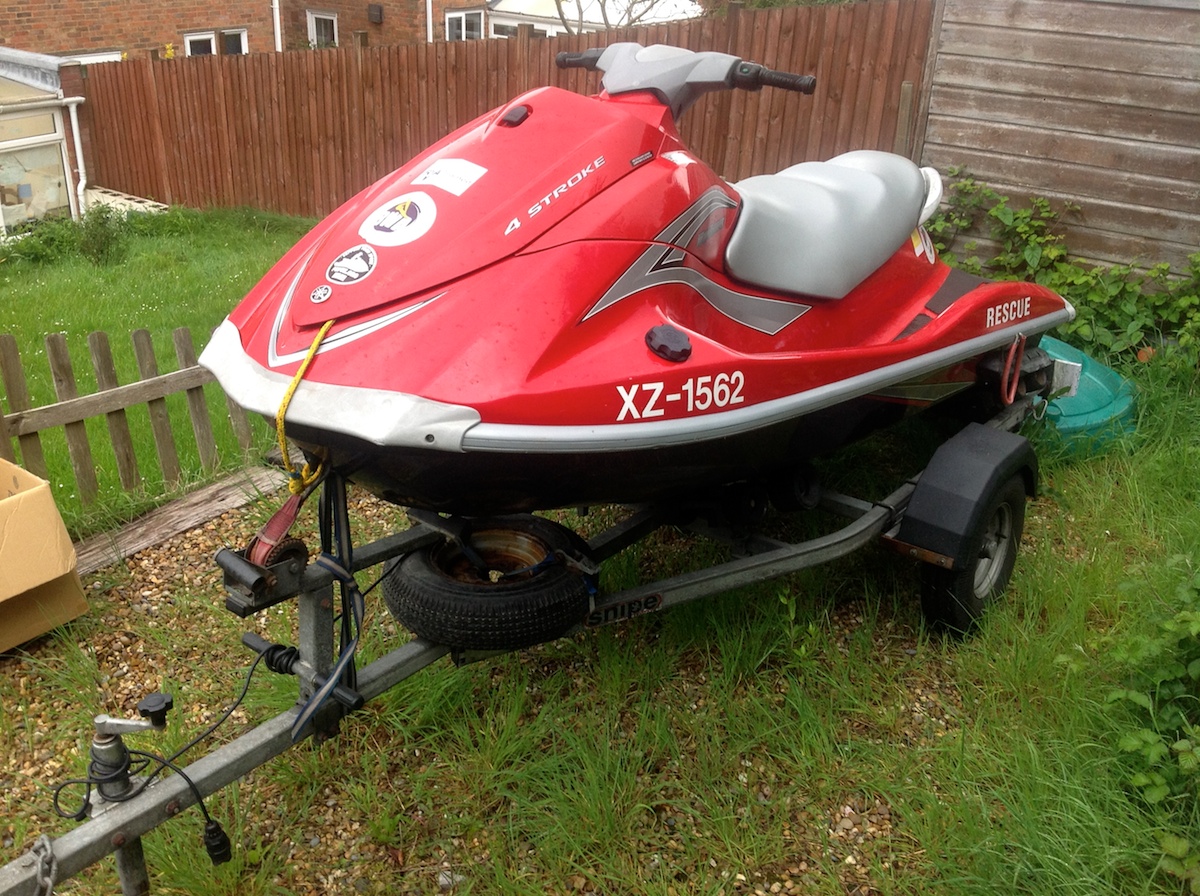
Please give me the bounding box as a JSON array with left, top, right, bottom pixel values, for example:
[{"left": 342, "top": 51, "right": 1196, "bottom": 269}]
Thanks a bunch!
[
  {"left": 382, "top": 515, "right": 593, "bottom": 651},
  {"left": 920, "top": 475, "right": 1026, "bottom": 634}
]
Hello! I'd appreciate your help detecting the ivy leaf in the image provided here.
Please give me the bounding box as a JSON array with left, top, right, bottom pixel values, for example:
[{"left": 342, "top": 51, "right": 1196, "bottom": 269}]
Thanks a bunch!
[{"left": 1023, "top": 243, "right": 1043, "bottom": 270}]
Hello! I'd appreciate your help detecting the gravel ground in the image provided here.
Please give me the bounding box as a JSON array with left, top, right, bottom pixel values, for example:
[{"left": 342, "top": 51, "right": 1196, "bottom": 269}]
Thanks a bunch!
[{"left": 1, "top": 488, "right": 979, "bottom": 894}]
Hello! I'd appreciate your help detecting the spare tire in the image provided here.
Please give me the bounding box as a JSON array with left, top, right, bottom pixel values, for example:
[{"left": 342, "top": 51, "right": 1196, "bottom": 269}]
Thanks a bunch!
[{"left": 382, "top": 515, "right": 595, "bottom": 651}]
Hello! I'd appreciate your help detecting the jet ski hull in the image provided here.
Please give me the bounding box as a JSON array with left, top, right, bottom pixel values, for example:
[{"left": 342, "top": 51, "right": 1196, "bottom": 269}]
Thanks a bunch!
[{"left": 199, "top": 45, "right": 1075, "bottom": 517}]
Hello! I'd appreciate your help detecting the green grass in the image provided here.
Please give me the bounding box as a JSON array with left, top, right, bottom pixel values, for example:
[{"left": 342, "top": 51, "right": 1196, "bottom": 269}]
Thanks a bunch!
[
  {"left": 0, "top": 207, "right": 314, "bottom": 537},
  {"left": 2, "top": 211, "right": 1199, "bottom": 893}
]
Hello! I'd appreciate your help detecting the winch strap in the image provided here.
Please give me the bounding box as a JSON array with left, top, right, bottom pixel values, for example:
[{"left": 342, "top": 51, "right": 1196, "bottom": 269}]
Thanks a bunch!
[{"left": 246, "top": 492, "right": 304, "bottom": 567}]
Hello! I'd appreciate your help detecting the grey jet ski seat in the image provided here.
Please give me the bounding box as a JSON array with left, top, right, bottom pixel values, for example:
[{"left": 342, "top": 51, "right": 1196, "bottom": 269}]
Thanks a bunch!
[{"left": 725, "top": 150, "right": 943, "bottom": 299}]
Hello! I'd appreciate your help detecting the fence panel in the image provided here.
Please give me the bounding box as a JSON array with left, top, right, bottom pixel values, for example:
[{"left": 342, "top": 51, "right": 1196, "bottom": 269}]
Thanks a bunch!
[
  {"left": 0, "top": 328, "right": 253, "bottom": 506},
  {"left": 919, "top": 0, "right": 1199, "bottom": 270},
  {"left": 79, "top": 0, "right": 932, "bottom": 220}
]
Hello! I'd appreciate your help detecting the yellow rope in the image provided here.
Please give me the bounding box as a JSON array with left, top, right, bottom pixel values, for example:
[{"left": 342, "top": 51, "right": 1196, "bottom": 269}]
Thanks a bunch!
[{"left": 276, "top": 319, "right": 335, "bottom": 494}]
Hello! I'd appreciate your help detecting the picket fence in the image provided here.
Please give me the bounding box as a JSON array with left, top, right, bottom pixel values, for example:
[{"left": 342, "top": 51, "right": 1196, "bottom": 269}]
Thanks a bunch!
[{"left": 0, "top": 328, "right": 251, "bottom": 506}]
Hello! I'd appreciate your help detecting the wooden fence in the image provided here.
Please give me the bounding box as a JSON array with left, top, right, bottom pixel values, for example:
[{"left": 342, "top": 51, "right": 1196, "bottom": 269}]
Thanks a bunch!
[
  {"left": 919, "top": 0, "right": 1199, "bottom": 271},
  {"left": 78, "top": 0, "right": 934, "bottom": 220},
  {"left": 0, "top": 329, "right": 251, "bottom": 506}
]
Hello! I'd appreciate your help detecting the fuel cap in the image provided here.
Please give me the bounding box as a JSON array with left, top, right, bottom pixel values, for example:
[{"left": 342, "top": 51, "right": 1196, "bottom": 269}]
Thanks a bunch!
[{"left": 646, "top": 324, "right": 691, "bottom": 362}]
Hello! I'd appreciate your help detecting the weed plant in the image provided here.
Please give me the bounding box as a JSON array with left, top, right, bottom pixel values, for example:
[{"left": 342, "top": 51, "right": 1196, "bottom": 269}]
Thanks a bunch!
[{"left": 927, "top": 169, "right": 1200, "bottom": 362}]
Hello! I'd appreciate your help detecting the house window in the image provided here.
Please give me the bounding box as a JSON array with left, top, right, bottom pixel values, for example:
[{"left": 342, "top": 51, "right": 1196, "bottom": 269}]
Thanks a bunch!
[
  {"left": 446, "top": 11, "right": 483, "bottom": 41},
  {"left": 308, "top": 11, "right": 339, "bottom": 47},
  {"left": 0, "top": 102, "right": 74, "bottom": 236},
  {"left": 491, "top": 23, "right": 517, "bottom": 37},
  {"left": 184, "top": 32, "right": 216, "bottom": 56},
  {"left": 220, "top": 30, "right": 248, "bottom": 55}
]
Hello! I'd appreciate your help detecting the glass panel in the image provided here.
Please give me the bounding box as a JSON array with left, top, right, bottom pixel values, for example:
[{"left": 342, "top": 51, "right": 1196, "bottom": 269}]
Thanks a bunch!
[
  {"left": 314, "top": 16, "right": 337, "bottom": 47},
  {"left": 447, "top": 16, "right": 463, "bottom": 40},
  {"left": 465, "top": 12, "right": 483, "bottom": 39},
  {"left": 0, "top": 112, "right": 58, "bottom": 143},
  {"left": 0, "top": 143, "right": 71, "bottom": 231},
  {"left": 222, "top": 31, "right": 247, "bottom": 55},
  {"left": 187, "top": 35, "right": 215, "bottom": 56}
]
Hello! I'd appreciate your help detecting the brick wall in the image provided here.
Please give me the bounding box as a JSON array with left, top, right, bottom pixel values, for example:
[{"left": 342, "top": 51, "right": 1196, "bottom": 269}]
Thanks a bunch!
[
  {"left": 282, "top": 1, "right": 426, "bottom": 49},
  {"left": 0, "top": 0, "right": 427, "bottom": 57}
]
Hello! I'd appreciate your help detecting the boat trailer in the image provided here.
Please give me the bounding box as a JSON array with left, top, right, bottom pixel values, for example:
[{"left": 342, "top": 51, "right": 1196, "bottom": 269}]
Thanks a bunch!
[{"left": 0, "top": 405, "right": 1041, "bottom": 895}]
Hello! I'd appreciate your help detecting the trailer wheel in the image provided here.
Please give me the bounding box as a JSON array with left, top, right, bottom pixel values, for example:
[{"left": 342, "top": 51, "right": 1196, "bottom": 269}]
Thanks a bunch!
[
  {"left": 920, "top": 474, "right": 1026, "bottom": 634},
  {"left": 382, "top": 516, "right": 594, "bottom": 651}
]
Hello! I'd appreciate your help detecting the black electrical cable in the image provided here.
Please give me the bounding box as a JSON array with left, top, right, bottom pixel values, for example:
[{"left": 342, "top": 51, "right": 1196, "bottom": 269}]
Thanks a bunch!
[
  {"left": 165, "top": 649, "right": 268, "bottom": 765},
  {"left": 50, "top": 648, "right": 268, "bottom": 822},
  {"left": 127, "top": 750, "right": 213, "bottom": 824},
  {"left": 49, "top": 519, "right": 389, "bottom": 845}
]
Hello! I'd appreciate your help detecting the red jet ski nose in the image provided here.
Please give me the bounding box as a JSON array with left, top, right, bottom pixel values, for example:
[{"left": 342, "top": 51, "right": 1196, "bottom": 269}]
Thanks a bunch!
[{"left": 280, "top": 87, "right": 664, "bottom": 330}]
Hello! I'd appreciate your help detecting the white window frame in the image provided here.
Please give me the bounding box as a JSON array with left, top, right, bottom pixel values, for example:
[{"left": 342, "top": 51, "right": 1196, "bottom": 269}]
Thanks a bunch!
[
  {"left": 486, "top": 14, "right": 584, "bottom": 38},
  {"left": 0, "top": 107, "right": 77, "bottom": 237},
  {"left": 183, "top": 32, "right": 217, "bottom": 56},
  {"left": 446, "top": 10, "right": 484, "bottom": 41},
  {"left": 67, "top": 50, "right": 124, "bottom": 64},
  {"left": 219, "top": 29, "right": 248, "bottom": 55},
  {"left": 307, "top": 10, "right": 339, "bottom": 48}
]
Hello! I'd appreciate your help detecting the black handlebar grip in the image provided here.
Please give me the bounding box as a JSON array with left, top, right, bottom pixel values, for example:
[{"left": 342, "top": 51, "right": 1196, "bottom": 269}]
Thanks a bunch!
[
  {"left": 555, "top": 48, "right": 604, "bottom": 70},
  {"left": 758, "top": 69, "right": 817, "bottom": 94}
]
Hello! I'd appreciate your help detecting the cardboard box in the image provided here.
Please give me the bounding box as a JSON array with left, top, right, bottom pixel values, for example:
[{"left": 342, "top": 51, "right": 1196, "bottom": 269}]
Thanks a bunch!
[{"left": 0, "top": 458, "right": 89, "bottom": 653}]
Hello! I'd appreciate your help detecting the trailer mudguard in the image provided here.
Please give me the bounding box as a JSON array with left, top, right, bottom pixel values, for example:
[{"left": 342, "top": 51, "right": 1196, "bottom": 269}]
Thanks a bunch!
[{"left": 895, "top": 423, "right": 1037, "bottom": 570}]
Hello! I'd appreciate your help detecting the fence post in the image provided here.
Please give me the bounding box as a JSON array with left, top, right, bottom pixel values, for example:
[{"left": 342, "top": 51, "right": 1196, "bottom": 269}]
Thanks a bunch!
[
  {"left": 0, "top": 405, "right": 14, "bottom": 464},
  {"left": 173, "top": 328, "right": 218, "bottom": 472},
  {"left": 131, "top": 329, "right": 182, "bottom": 486},
  {"left": 88, "top": 331, "right": 142, "bottom": 490},
  {"left": 0, "top": 334, "right": 48, "bottom": 478},
  {"left": 45, "top": 333, "right": 100, "bottom": 504},
  {"left": 894, "top": 80, "right": 914, "bottom": 157}
]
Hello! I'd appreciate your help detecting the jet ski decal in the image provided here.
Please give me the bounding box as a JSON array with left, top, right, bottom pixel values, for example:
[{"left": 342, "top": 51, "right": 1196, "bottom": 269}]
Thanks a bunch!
[
  {"left": 359, "top": 192, "right": 437, "bottom": 248},
  {"left": 411, "top": 158, "right": 487, "bottom": 196},
  {"left": 583, "top": 189, "right": 810, "bottom": 336},
  {"left": 268, "top": 258, "right": 445, "bottom": 368},
  {"left": 327, "top": 245, "right": 378, "bottom": 284},
  {"left": 894, "top": 267, "right": 989, "bottom": 341}
]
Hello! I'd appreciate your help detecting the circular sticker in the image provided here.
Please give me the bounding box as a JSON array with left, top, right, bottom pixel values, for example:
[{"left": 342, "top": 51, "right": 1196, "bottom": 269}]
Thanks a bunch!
[
  {"left": 326, "top": 244, "right": 377, "bottom": 285},
  {"left": 359, "top": 191, "right": 437, "bottom": 248},
  {"left": 310, "top": 284, "right": 332, "bottom": 303}
]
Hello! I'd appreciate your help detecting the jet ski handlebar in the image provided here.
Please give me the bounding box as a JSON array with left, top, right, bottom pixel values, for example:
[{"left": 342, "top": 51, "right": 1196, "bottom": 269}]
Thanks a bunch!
[
  {"left": 556, "top": 48, "right": 606, "bottom": 70},
  {"left": 557, "top": 43, "right": 815, "bottom": 120}
]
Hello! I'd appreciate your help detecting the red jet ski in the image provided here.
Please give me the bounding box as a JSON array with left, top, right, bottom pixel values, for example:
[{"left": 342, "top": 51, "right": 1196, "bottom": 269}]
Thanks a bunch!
[{"left": 200, "top": 43, "right": 1074, "bottom": 517}]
